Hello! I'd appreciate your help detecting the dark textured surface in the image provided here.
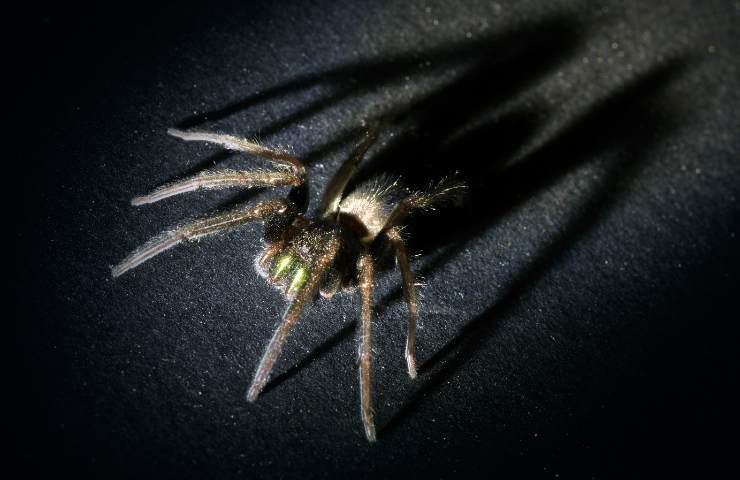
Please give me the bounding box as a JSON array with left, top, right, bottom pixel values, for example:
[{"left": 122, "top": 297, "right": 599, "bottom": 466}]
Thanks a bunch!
[{"left": 13, "top": 0, "right": 739, "bottom": 478}]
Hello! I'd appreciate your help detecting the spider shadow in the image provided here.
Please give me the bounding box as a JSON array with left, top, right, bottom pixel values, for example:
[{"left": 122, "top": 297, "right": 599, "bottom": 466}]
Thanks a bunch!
[
  {"left": 239, "top": 15, "right": 585, "bottom": 394},
  {"left": 378, "top": 58, "right": 691, "bottom": 437},
  {"left": 373, "top": 55, "right": 691, "bottom": 313},
  {"left": 173, "top": 14, "right": 586, "bottom": 218},
  {"left": 257, "top": 54, "right": 690, "bottom": 436},
  {"left": 168, "top": 11, "right": 688, "bottom": 432},
  {"left": 260, "top": 320, "right": 357, "bottom": 396},
  {"left": 174, "top": 15, "right": 579, "bottom": 135}
]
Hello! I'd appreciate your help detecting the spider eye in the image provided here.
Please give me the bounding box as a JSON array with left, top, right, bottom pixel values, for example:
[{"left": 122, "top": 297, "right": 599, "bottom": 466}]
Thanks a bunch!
[
  {"left": 272, "top": 254, "right": 293, "bottom": 277},
  {"left": 271, "top": 253, "right": 308, "bottom": 292},
  {"left": 288, "top": 267, "right": 306, "bottom": 292}
]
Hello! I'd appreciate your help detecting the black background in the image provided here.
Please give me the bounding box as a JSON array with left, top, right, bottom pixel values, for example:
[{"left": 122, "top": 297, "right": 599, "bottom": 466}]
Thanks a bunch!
[{"left": 11, "top": 0, "right": 739, "bottom": 478}]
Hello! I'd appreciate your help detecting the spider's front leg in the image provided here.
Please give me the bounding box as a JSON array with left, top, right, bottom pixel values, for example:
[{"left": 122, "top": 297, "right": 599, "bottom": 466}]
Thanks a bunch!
[
  {"left": 357, "top": 253, "right": 377, "bottom": 442},
  {"left": 111, "top": 199, "right": 288, "bottom": 277},
  {"left": 246, "top": 233, "right": 340, "bottom": 401},
  {"left": 113, "top": 127, "right": 309, "bottom": 277},
  {"left": 167, "top": 128, "right": 305, "bottom": 176},
  {"left": 131, "top": 128, "right": 306, "bottom": 205},
  {"left": 131, "top": 169, "right": 301, "bottom": 205}
]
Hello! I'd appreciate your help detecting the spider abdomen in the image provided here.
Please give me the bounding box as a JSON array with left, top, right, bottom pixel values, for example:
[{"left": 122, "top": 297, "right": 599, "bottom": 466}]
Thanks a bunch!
[{"left": 338, "top": 175, "right": 402, "bottom": 243}]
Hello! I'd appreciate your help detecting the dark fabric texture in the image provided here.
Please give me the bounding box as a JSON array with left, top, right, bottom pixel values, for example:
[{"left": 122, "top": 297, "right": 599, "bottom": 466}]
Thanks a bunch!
[{"left": 12, "top": 0, "right": 739, "bottom": 478}]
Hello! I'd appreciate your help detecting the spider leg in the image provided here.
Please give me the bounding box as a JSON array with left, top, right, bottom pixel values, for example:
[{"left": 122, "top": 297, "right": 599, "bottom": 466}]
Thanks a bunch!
[
  {"left": 366, "top": 179, "right": 465, "bottom": 377},
  {"left": 111, "top": 199, "right": 287, "bottom": 277},
  {"left": 318, "top": 123, "right": 382, "bottom": 219},
  {"left": 168, "top": 128, "right": 305, "bottom": 176},
  {"left": 246, "top": 233, "right": 340, "bottom": 401},
  {"left": 380, "top": 177, "right": 466, "bottom": 233},
  {"left": 132, "top": 169, "right": 302, "bottom": 205},
  {"left": 357, "top": 253, "right": 376, "bottom": 442},
  {"left": 384, "top": 227, "right": 418, "bottom": 378}
]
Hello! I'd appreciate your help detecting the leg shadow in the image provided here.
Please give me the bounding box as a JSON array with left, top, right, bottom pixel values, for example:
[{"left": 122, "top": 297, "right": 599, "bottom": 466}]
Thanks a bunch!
[
  {"left": 235, "top": 15, "right": 584, "bottom": 394},
  {"left": 260, "top": 320, "right": 357, "bottom": 396},
  {"left": 380, "top": 57, "right": 691, "bottom": 438},
  {"left": 176, "top": 14, "right": 584, "bottom": 154}
]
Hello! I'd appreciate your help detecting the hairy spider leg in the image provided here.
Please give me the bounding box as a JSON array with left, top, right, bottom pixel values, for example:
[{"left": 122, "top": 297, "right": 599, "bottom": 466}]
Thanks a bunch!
[
  {"left": 246, "top": 233, "right": 341, "bottom": 402},
  {"left": 357, "top": 253, "right": 376, "bottom": 442},
  {"left": 380, "top": 177, "right": 467, "bottom": 232},
  {"left": 318, "top": 123, "right": 382, "bottom": 219},
  {"left": 167, "top": 128, "right": 305, "bottom": 176},
  {"left": 132, "top": 169, "right": 302, "bottom": 205},
  {"left": 384, "top": 227, "right": 418, "bottom": 378},
  {"left": 111, "top": 199, "right": 287, "bottom": 277},
  {"left": 114, "top": 127, "right": 311, "bottom": 277},
  {"left": 131, "top": 128, "right": 306, "bottom": 205},
  {"left": 372, "top": 178, "right": 467, "bottom": 377}
]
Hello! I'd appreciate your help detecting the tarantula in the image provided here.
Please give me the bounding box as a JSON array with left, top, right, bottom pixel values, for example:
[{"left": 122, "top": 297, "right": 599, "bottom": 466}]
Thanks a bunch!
[{"left": 112, "top": 125, "right": 464, "bottom": 441}]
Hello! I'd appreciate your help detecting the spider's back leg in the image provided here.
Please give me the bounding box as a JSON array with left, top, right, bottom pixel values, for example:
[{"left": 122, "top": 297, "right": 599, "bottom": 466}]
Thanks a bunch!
[{"left": 168, "top": 128, "right": 305, "bottom": 176}]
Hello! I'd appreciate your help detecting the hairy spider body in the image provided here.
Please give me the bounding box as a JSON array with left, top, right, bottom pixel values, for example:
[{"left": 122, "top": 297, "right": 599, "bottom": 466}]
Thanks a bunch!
[{"left": 112, "top": 125, "right": 464, "bottom": 442}]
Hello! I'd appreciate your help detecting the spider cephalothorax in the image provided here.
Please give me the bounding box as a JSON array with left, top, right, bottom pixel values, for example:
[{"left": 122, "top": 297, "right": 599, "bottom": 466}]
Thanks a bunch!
[{"left": 112, "top": 125, "right": 465, "bottom": 441}]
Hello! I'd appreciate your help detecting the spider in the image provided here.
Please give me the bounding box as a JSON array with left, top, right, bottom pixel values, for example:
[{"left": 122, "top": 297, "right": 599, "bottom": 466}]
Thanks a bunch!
[{"left": 112, "top": 124, "right": 465, "bottom": 441}]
